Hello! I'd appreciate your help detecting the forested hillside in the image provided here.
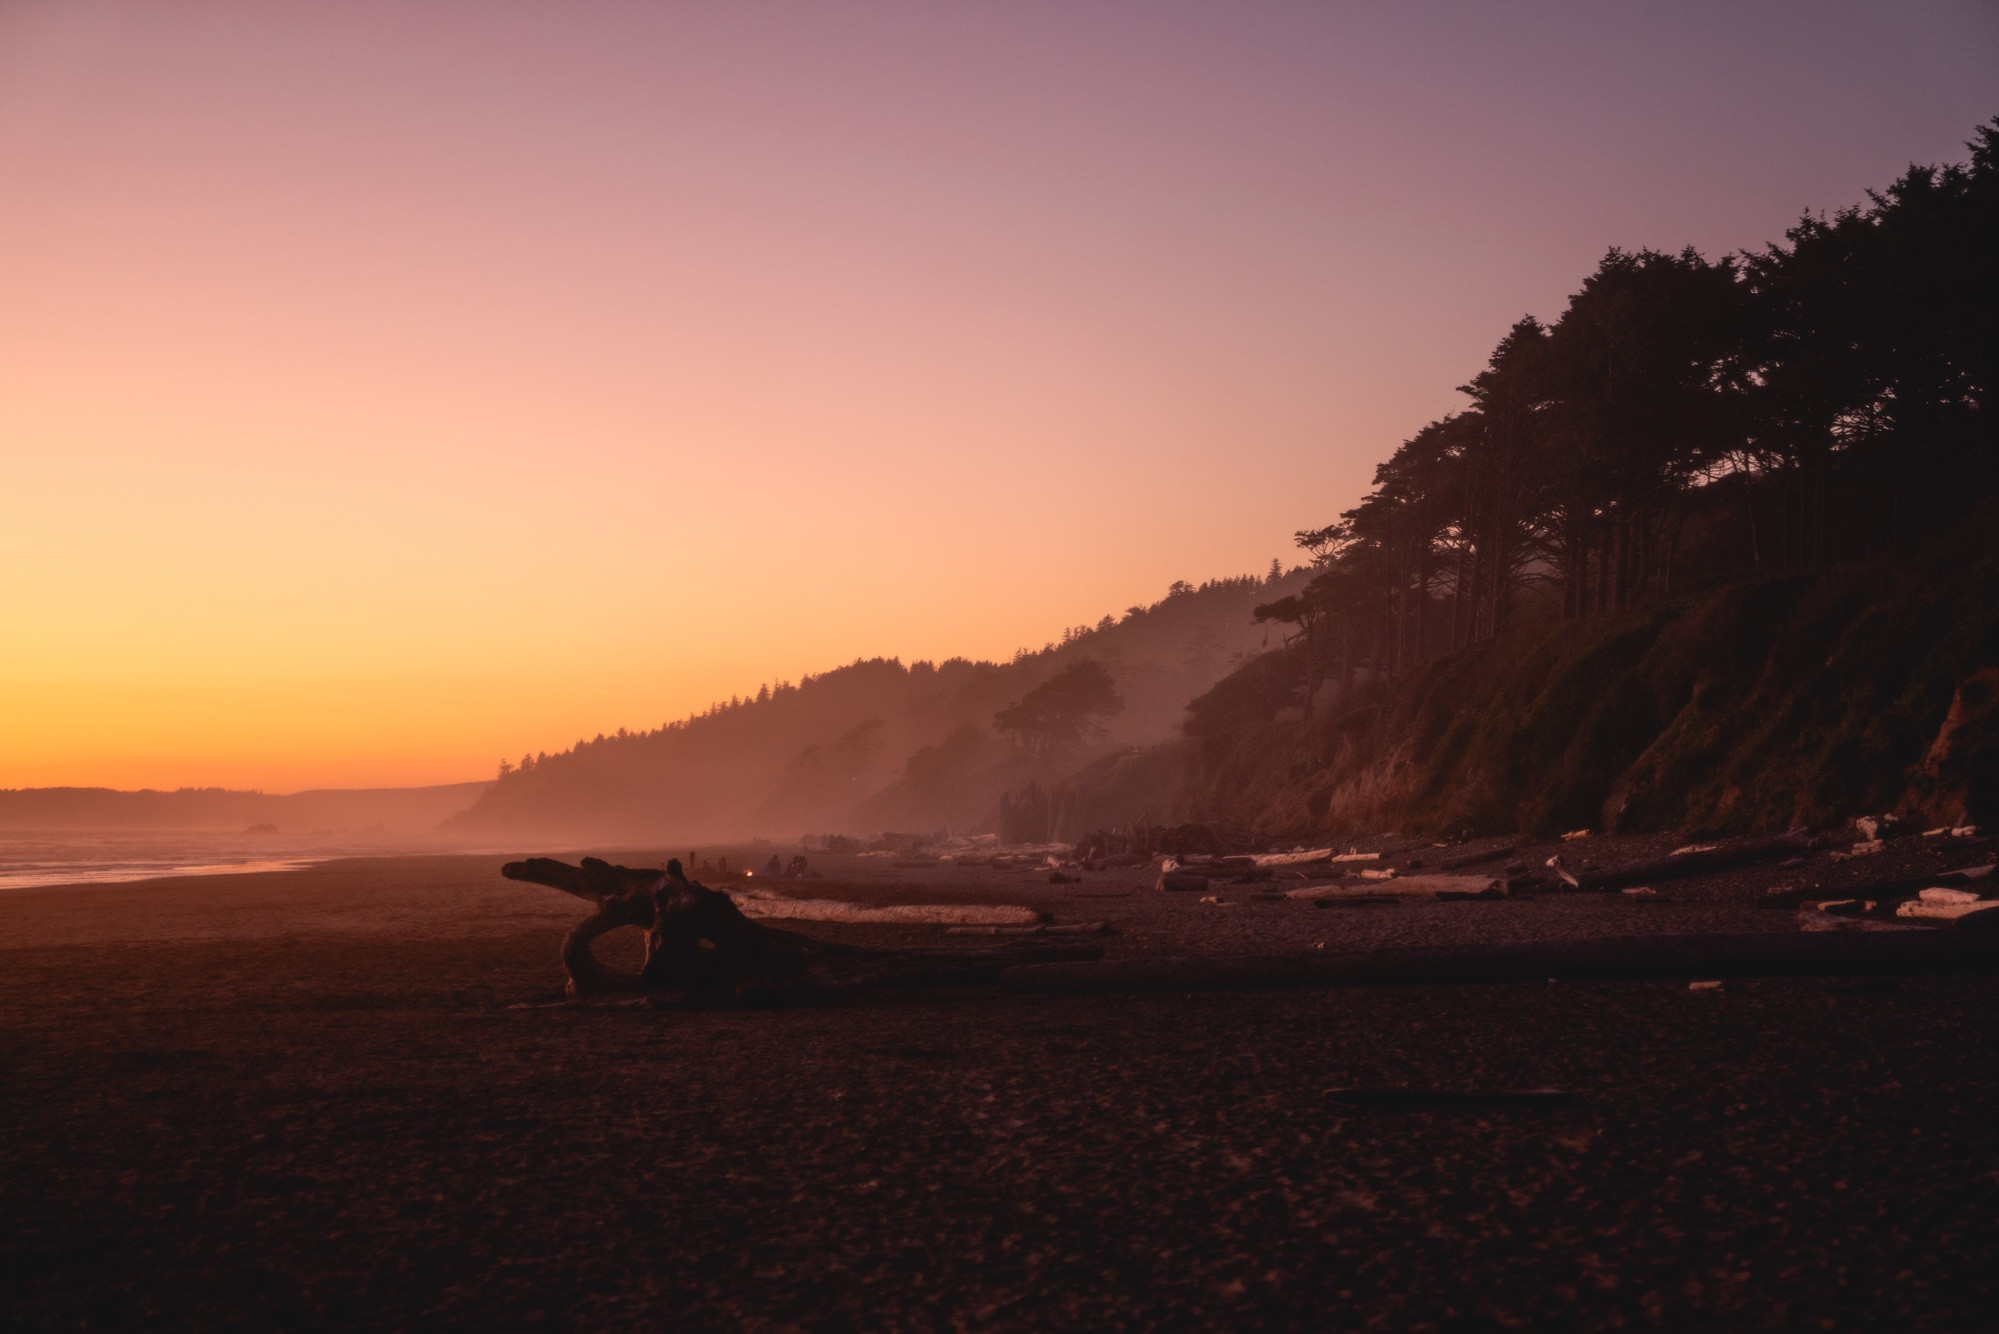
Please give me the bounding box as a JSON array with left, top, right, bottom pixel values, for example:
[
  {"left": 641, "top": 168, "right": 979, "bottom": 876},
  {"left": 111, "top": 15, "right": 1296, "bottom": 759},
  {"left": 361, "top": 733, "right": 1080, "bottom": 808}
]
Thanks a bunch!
[
  {"left": 449, "top": 570, "right": 1307, "bottom": 842},
  {"left": 1074, "top": 121, "right": 1999, "bottom": 841},
  {"left": 462, "top": 122, "right": 1996, "bottom": 847},
  {"left": 1157, "top": 515, "right": 1999, "bottom": 839}
]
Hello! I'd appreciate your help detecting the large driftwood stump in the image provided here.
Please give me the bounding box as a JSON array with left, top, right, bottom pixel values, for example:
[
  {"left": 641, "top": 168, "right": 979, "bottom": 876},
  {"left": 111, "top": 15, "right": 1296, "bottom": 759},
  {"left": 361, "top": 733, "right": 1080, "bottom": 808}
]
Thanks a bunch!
[{"left": 502, "top": 856, "right": 1102, "bottom": 1003}]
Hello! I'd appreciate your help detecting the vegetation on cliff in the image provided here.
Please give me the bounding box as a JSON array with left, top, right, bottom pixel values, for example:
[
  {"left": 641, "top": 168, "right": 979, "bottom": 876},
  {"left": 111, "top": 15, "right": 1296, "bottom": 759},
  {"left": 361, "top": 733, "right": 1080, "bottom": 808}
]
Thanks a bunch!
[
  {"left": 1174, "top": 511, "right": 1999, "bottom": 839},
  {"left": 1160, "top": 120, "right": 1999, "bottom": 839}
]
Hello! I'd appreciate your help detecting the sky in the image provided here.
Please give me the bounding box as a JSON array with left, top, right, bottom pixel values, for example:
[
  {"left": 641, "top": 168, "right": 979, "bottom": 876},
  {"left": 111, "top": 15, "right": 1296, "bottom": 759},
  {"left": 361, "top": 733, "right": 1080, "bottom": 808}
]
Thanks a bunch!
[{"left": 1, "top": 1, "right": 1994, "bottom": 792}]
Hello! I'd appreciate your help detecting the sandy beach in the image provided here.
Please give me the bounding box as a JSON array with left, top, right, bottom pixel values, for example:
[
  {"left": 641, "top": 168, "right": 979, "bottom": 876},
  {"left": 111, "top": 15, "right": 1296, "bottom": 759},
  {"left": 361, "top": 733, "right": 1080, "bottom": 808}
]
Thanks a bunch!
[{"left": 5, "top": 843, "right": 1998, "bottom": 1329}]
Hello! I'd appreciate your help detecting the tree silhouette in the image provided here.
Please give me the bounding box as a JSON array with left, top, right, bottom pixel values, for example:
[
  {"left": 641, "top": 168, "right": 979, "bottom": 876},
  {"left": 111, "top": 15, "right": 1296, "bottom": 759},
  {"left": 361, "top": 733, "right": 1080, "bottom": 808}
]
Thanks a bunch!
[
  {"left": 994, "top": 661, "right": 1124, "bottom": 756},
  {"left": 1241, "top": 117, "right": 1999, "bottom": 728}
]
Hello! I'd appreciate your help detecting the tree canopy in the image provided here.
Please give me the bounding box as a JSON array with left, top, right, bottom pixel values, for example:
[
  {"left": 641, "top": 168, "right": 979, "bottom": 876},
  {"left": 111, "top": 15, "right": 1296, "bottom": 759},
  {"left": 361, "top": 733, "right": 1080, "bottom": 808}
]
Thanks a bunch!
[
  {"left": 995, "top": 660, "right": 1125, "bottom": 756},
  {"left": 1239, "top": 120, "right": 1999, "bottom": 725}
]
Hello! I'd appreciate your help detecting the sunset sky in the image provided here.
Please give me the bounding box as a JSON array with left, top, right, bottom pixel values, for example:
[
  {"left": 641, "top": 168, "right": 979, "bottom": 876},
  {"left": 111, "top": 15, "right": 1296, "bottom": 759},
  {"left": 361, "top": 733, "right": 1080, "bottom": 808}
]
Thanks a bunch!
[{"left": 3, "top": 1, "right": 1995, "bottom": 792}]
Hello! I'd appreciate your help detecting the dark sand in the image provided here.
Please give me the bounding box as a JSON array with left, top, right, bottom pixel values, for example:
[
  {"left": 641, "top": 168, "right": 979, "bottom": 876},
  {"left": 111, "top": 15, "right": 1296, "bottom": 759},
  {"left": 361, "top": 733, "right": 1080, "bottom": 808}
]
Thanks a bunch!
[{"left": 5, "top": 838, "right": 1998, "bottom": 1330}]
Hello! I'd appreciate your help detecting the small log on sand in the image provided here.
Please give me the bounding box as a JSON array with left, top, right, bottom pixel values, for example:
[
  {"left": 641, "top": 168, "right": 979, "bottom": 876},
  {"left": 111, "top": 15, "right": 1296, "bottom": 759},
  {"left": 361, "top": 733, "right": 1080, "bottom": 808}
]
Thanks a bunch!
[
  {"left": 1235, "top": 852, "right": 1382, "bottom": 871},
  {"left": 503, "top": 857, "right": 1099, "bottom": 1002},
  {"left": 1797, "top": 907, "right": 1927, "bottom": 931},
  {"left": 1895, "top": 888, "right": 1999, "bottom": 926},
  {"left": 1284, "top": 875, "right": 1504, "bottom": 902},
  {"left": 1250, "top": 848, "right": 1335, "bottom": 868},
  {"left": 999, "top": 931, "right": 1999, "bottom": 995},
  {"left": 1552, "top": 829, "right": 1813, "bottom": 891}
]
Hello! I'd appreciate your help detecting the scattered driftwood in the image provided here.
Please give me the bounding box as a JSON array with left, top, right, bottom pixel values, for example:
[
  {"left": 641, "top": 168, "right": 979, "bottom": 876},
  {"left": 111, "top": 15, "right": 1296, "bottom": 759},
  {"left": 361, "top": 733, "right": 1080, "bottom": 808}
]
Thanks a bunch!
[
  {"left": 1854, "top": 815, "right": 1905, "bottom": 841},
  {"left": 502, "top": 856, "right": 1099, "bottom": 1002},
  {"left": 1896, "top": 887, "right": 1999, "bottom": 926},
  {"left": 1550, "top": 828, "right": 1813, "bottom": 891},
  {"left": 1157, "top": 872, "right": 1212, "bottom": 893},
  {"left": 1758, "top": 862, "right": 1996, "bottom": 909},
  {"left": 999, "top": 931, "right": 1999, "bottom": 994}
]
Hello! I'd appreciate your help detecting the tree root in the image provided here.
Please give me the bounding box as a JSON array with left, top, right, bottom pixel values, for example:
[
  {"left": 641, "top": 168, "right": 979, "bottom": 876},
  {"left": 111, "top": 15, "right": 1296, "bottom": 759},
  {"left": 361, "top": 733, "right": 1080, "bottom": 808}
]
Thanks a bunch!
[{"left": 503, "top": 856, "right": 1102, "bottom": 1002}]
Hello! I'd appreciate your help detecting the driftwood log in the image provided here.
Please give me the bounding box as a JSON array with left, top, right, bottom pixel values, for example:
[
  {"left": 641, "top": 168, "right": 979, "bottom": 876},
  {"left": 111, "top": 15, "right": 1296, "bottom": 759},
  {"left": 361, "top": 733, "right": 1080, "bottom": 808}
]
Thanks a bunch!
[
  {"left": 502, "top": 856, "right": 1101, "bottom": 1002},
  {"left": 1758, "top": 862, "right": 1995, "bottom": 909},
  {"left": 1284, "top": 875, "right": 1504, "bottom": 903},
  {"left": 1550, "top": 829, "right": 1813, "bottom": 891},
  {"left": 1438, "top": 843, "right": 1526, "bottom": 872},
  {"left": 1000, "top": 930, "right": 1999, "bottom": 994}
]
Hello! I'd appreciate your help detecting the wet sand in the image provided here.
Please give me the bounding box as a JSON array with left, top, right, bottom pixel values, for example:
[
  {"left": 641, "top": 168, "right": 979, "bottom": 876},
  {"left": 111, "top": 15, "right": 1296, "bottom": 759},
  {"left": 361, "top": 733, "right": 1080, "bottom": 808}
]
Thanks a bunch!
[{"left": 4, "top": 842, "right": 1997, "bottom": 1329}]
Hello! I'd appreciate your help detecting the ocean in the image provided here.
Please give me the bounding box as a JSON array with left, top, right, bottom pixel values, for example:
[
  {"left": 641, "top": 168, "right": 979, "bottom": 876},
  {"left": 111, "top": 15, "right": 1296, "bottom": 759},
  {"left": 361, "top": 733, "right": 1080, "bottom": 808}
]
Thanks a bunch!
[{"left": 0, "top": 831, "right": 436, "bottom": 891}]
